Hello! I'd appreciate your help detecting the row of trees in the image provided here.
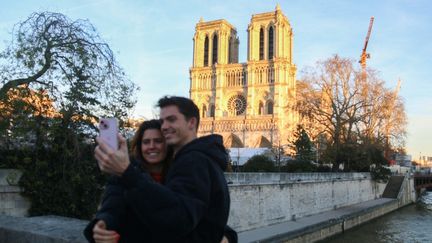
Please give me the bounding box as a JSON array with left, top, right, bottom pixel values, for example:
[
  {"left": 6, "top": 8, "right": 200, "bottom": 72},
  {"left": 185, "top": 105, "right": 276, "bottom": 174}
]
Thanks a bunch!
[
  {"left": 242, "top": 123, "right": 391, "bottom": 179},
  {"left": 245, "top": 55, "right": 407, "bottom": 175},
  {"left": 0, "top": 12, "right": 137, "bottom": 219}
]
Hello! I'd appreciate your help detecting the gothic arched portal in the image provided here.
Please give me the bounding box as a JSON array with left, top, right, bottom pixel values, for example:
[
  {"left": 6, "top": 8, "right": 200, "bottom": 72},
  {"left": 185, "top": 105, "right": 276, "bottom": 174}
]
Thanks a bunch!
[
  {"left": 253, "top": 135, "right": 272, "bottom": 148},
  {"left": 224, "top": 133, "right": 244, "bottom": 148}
]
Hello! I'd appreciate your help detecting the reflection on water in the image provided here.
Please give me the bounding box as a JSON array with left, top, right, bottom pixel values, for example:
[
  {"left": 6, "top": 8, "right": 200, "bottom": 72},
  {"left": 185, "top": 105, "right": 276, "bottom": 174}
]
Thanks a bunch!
[
  {"left": 320, "top": 191, "right": 432, "bottom": 243},
  {"left": 418, "top": 191, "right": 432, "bottom": 211}
]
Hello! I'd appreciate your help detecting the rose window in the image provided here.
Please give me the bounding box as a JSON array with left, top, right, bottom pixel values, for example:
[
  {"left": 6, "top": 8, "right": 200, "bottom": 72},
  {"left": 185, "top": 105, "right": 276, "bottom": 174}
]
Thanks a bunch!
[{"left": 228, "top": 95, "right": 247, "bottom": 116}]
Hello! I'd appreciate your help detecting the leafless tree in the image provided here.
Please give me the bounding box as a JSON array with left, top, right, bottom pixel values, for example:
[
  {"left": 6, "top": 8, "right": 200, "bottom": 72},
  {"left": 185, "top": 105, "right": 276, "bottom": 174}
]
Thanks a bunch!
[
  {"left": 297, "top": 55, "right": 407, "bottom": 168},
  {"left": 0, "top": 12, "right": 137, "bottom": 120}
]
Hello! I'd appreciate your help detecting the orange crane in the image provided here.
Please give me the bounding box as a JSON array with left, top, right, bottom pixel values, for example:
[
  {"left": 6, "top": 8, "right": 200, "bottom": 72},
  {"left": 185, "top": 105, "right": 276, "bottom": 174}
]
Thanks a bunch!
[{"left": 360, "top": 17, "right": 375, "bottom": 74}]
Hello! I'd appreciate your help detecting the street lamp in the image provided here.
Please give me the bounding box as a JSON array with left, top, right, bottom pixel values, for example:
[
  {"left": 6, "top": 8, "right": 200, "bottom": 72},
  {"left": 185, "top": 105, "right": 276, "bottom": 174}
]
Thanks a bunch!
[{"left": 272, "top": 141, "right": 289, "bottom": 172}]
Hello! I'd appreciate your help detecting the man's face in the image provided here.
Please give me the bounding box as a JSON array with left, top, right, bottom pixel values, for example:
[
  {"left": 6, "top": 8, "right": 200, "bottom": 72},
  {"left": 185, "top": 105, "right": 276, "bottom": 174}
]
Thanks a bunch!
[{"left": 160, "top": 105, "right": 196, "bottom": 150}]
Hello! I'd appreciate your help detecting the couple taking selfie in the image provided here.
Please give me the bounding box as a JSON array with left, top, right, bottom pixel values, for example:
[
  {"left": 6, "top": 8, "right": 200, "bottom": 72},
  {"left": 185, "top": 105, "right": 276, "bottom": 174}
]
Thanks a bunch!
[{"left": 84, "top": 96, "right": 237, "bottom": 243}]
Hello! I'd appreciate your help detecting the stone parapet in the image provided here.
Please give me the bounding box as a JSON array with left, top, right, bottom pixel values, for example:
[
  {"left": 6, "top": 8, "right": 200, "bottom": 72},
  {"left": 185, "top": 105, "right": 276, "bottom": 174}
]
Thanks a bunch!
[
  {"left": 0, "top": 169, "right": 30, "bottom": 217},
  {"left": 0, "top": 173, "right": 414, "bottom": 242},
  {"left": 225, "top": 172, "right": 371, "bottom": 185},
  {"left": 225, "top": 172, "right": 386, "bottom": 232}
]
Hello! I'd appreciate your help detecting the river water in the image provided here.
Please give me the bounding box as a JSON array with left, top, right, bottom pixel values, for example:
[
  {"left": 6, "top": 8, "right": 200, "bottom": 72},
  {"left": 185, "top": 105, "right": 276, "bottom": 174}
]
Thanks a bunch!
[{"left": 320, "top": 191, "right": 432, "bottom": 243}]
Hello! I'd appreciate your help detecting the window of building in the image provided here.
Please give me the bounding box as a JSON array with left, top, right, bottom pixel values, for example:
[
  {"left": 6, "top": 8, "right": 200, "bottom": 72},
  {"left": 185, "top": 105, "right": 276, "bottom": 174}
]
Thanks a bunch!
[
  {"left": 204, "top": 36, "right": 209, "bottom": 66},
  {"left": 228, "top": 94, "right": 247, "bottom": 116},
  {"left": 210, "top": 104, "right": 215, "bottom": 117},
  {"left": 212, "top": 34, "right": 218, "bottom": 65},
  {"left": 268, "top": 68, "right": 274, "bottom": 83},
  {"left": 202, "top": 104, "right": 207, "bottom": 118},
  {"left": 268, "top": 26, "right": 274, "bottom": 60},
  {"left": 267, "top": 101, "right": 274, "bottom": 114},
  {"left": 258, "top": 101, "right": 264, "bottom": 115},
  {"left": 259, "top": 28, "right": 264, "bottom": 60},
  {"left": 228, "top": 36, "right": 233, "bottom": 64},
  {"left": 258, "top": 68, "right": 263, "bottom": 84}
]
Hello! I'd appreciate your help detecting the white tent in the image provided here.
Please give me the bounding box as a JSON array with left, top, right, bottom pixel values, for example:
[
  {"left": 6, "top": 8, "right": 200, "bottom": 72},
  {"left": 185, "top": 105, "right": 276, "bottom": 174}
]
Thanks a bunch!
[{"left": 229, "top": 148, "right": 270, "bottom": 166}]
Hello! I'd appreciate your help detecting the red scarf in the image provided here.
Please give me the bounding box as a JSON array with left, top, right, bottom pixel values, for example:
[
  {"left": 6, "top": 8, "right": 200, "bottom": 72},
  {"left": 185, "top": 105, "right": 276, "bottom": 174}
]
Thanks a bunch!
[{"left": 150, "top": 172, "right": 163, "bottom": 183}]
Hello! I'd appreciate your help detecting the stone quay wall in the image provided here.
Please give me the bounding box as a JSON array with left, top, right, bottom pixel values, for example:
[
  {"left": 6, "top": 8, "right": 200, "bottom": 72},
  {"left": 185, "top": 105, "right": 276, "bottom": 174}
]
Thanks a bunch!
[
  {"left": 278, "top": 175, "right": 415, "bottom": 243},
  {"left": 224, "top": 172, "right": 387, "bottom": 232},
  {"left": 0, "top": 172, "right": 389, "bottom": 242},
  {"left": 0, "top": 170, "right": 30, "bottom": 217}
]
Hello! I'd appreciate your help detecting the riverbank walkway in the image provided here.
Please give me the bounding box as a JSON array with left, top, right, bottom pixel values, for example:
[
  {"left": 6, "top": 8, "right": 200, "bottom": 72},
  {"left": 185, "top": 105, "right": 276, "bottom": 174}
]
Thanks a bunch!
[
  {"left": 0, "top": 197, "right": 403, "bottom": 243},
  {"left": 1, "top": 175, "right": 412, "bottom": 242},
  {"left": 239, "top": 197, "right": 397, "bottom": 243}
]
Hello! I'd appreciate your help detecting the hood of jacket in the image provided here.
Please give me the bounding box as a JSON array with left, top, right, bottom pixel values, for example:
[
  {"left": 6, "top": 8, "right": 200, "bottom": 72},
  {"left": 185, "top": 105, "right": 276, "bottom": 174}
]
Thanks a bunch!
[{"left": 175, "top": 134, "right": 228, "bottom": 171}]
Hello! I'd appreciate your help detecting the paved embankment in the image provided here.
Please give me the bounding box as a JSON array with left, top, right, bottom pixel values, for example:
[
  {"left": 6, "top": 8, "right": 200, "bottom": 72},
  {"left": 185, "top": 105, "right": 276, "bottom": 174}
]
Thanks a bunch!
[
  {"left": 239, "top": 198, "right": 401, "bottom": 243},
  {"left": 0, "top": 198, "right": 404, "bottom": 243},
  {"left": 0, "top": 174, "right": 415, "bottom": 242},
  {"left": 0, "top": 215, "right": 87, "bottom": 243}
]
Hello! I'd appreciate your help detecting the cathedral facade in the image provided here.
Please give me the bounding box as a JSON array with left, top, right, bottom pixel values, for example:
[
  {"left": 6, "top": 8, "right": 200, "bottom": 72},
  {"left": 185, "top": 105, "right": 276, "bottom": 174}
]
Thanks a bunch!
[{"left": 190, "top": 5, "right": 298, "bottom": 148}]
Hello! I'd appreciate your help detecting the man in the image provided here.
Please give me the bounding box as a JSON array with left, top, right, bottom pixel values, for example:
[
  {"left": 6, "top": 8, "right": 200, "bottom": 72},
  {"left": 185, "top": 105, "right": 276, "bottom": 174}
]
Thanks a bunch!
[{"left": 92, "top": 96, "right": 235, "bottom": 242}]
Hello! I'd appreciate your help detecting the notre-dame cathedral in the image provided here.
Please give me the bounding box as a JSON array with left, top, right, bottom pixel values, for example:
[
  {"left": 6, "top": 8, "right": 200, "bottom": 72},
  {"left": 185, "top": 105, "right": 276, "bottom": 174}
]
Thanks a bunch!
[{"left": 190, "top": 5, "right": 298, "bottom": 148}]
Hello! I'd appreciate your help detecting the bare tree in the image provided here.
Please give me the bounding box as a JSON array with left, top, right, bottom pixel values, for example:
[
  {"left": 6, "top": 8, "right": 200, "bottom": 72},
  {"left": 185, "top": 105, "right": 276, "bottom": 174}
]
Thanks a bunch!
[
  {"left": 0, "top": 12, "right": 138, "bottom": 218},
  {"left": 0, "top": 12, "right": 136, "bottom": 120},
  {"left": 298, "top": 55, "right": 407, "bottom": 169}
]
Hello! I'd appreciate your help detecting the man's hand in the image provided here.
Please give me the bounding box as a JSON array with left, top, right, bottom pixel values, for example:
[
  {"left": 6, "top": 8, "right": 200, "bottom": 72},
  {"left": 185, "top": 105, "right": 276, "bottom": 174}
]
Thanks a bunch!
[
  {"left": 95, "top": 134, "right": 130, "bottom": 177},
  {"left": 93, "top": 220, "right": 120, "bottom": 243},
  {"left": 220, "top": 235, "right": 229, "bottom": 243}
]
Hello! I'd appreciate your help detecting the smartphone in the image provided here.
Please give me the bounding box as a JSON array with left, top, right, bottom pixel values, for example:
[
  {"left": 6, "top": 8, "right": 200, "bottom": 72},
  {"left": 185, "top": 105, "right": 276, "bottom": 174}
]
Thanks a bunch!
[{"left": 98, "top": 117, "right": 119, "bottom": 150}]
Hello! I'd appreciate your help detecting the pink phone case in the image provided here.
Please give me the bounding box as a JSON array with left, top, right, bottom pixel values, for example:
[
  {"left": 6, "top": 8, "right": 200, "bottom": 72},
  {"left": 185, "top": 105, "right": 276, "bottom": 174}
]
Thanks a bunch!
[{"left": 99, "top": 118, "right": 119, "bottom": 149}]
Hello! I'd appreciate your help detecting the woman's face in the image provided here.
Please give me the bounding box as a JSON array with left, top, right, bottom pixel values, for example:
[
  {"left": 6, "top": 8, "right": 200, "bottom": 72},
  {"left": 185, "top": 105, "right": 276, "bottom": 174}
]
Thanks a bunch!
[{"left": 141, "top": 128, "right": 167, "bottom": 164}]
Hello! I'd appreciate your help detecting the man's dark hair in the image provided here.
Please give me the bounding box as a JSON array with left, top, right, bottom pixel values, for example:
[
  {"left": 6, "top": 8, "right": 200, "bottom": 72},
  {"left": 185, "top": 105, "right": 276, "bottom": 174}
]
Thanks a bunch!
[{"left": 157, "top": 96, "right": 200, "bottom": 129}]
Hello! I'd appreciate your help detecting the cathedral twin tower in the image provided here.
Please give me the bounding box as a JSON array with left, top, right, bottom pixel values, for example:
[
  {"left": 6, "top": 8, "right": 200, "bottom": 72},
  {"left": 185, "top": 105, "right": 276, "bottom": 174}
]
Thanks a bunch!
[{"left": 190, "top": 5, "right": 298, "bottom": 148}]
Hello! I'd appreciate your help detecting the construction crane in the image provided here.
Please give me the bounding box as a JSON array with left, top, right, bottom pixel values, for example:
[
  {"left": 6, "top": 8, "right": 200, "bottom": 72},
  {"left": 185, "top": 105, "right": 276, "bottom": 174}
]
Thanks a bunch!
[
  {"left": 394, "top": 78, "right": 402, "bottom": 98},
  {"left": 360, "top": 16, "right": 375, "bottom": 74}
]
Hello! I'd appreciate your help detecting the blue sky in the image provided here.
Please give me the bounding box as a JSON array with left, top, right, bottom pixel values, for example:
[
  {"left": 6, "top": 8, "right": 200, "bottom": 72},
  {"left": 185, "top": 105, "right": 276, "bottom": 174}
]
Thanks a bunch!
[{"left": 1, "top": 0, "right": 431, "bottom": 159}]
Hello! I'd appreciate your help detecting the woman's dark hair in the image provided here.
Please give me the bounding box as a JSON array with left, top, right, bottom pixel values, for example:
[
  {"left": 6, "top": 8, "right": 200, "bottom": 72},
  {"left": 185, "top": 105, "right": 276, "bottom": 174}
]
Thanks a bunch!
[{"left": 130, "top": 119, "right": 172, "bottom": 178}]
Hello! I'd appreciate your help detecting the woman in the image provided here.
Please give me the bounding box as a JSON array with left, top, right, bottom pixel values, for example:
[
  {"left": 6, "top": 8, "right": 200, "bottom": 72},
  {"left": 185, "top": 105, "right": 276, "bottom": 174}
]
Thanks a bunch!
[
  {"left": 84, "top": 119, "right": 172, "bottom": 242},
  {"left": 84, "top": 119, "right": 237, "bottom": 243},
  {"left": 129, "top": 119, "right": 172, "bottom": 184}
]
